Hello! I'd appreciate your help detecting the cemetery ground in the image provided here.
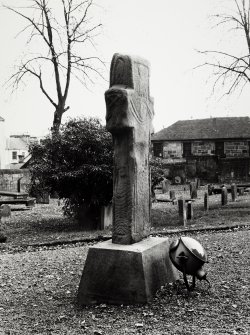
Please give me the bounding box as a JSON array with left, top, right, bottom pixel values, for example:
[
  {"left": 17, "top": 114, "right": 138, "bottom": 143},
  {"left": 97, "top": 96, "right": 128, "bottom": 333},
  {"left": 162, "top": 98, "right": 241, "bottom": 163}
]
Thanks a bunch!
[{"left": 0, "top": 186, "right": 249, "bottom": 334}]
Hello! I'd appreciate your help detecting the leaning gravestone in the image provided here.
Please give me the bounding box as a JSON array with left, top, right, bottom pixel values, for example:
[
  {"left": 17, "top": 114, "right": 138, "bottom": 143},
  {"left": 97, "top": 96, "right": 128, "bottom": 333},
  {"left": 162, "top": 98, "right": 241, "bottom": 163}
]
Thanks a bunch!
[{"left": 77, "top": 53, "right": 178, "bottom": 305}]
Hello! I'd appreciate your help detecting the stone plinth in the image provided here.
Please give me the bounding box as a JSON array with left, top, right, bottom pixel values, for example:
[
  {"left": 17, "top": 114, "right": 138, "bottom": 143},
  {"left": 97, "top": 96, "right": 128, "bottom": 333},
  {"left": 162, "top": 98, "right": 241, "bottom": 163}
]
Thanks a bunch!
[{"left": 77, "top": 237, "right": 178, "bottom": 305}]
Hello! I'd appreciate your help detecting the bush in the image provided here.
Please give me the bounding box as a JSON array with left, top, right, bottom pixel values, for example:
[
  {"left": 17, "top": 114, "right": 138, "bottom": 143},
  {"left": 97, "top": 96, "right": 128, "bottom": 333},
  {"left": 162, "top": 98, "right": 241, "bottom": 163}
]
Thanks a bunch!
[{"left": 29, "top": 117, "right": 113, "bottom": 221}]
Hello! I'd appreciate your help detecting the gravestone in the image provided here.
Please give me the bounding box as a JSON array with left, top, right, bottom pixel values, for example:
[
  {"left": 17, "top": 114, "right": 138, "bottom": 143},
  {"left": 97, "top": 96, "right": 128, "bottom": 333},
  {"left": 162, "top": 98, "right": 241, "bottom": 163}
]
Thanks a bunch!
[
  {"left": 238, "top": 187, "right": 244, "bottom": 196},
  {"left": 178, "top": 198, "right": 187, "bottom": 226},
  {"left": 0, "top": 204, "right": 11, "bottom": 224},
  {"left": 162, "top": 178, "right": 170, "bottom": 194},
  {"left": 77, "top": 53, "right": 178, "bottom": 305},
  {"left": 190, "top": 181, "right": 198, "bottom": 199},
  {"left": 231, "top": 183, "right": 237, "bottom": 202},
  {"left": 221, "top": 186, "right": 228, "bottom": 206},
  {"left": 187, "top": 201, "right": 193, "bottom": 220},
  {"left": 170, "top": 190, "right": 176, "bottom": 200},
  {"left": 204, "top": 192, "right": 209, "bottom": 211},
  {"left": 100, "top": 203, "right": 113, "bottom": 230}
]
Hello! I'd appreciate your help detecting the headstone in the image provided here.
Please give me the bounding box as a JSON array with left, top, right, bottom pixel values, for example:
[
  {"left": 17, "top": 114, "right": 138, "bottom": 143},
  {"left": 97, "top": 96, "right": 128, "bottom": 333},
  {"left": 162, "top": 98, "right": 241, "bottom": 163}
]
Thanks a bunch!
[
  {"left": 178, "top": 198, "right": 187, "bottom": 226},
  {"left": 187, "top": 201, "right": 193, "bottom": 220},
  {"left": 100, "top": 203, "right": 113, "bottom": 230},
  {"left": 190, "top": 182, "right": 197, "bottom": 199},
  {"left": 162, "top": 178, "right": 169, "bottom": 194},
  {"left": 231, "top": 183, "right": 237, "bottom": 202},
  {"left": 0, "top": 205, "right": 11, "bottom": 224},
  {"left": 77, "top": 53, "right": 178, "bottom": 305},
  {"left": 204, "top": 192, "right": 209, "bottom": 211},
  {"left": 36, "top": 192, "right": 50, "bottom": 204},
  {"left": 221, "top": 186, "right": 228, "bottom": 206},
  {"left": 238, "top": 187, "right": 244, "bottom": 196},
  {"left": 208, "top": 184, "right": 214, "bottom": 195},
  {"left": 17, "top": 177, "right": 23, "bottom": 193},
  {"left": 170, "top": 190, "right": 176, "bottom": 200}
]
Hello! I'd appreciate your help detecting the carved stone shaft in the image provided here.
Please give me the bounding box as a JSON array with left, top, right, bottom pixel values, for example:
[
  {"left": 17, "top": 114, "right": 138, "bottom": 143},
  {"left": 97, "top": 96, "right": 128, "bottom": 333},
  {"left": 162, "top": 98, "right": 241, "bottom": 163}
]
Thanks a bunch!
[{"left": 105, "top": 53, "right": 154, "bottom": 244}]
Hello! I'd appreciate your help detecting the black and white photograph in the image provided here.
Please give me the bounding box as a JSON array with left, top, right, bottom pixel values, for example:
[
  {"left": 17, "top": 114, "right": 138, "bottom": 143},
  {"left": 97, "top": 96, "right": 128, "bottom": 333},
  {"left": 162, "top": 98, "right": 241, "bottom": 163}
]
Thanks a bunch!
[{"left": 0, "top": 1, "right": 249, "bottom": 334}]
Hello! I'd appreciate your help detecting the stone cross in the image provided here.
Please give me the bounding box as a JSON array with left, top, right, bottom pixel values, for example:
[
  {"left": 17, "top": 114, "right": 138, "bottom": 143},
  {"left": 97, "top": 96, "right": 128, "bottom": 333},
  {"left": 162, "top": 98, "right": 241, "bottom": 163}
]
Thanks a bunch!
[{"left": 105, "top": 53, "right": 154, "bottom": 244}]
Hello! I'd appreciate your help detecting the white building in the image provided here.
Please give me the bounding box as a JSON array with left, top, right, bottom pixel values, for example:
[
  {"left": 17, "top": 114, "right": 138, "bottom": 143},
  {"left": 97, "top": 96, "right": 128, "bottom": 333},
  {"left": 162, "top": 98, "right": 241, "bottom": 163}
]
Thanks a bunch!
[
  {"left": 4, "top": 134, "right": 37, "bottom": 169},
  {"left": 0, "top": 116, "right": 38, "bottom": 169},
  {"left": 0, "top": 116, "right": 6, "bottom": 169}
]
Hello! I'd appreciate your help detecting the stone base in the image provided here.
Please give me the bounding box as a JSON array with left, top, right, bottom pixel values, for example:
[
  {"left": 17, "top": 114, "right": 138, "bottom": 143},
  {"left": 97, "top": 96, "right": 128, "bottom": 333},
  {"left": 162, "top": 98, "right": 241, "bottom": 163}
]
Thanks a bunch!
[{"left": 77, "top": 237, "right": 179, "bottom": 305}]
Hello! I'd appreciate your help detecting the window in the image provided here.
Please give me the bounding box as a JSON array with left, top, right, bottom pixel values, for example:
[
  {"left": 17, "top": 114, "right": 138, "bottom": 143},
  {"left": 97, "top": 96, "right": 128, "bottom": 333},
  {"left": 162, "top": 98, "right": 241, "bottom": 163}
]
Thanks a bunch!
[
  {"left": 183, "top": 142, "right": 191, "bottom": 157},
  {"left": 153, "top": 142, "right": 163, "bottom": 157},
  {"left": 215, "top": 142, "right": 224, "bottom": 157},
  {"left": 12, "top": 151, "right": 17, "bottom": 160}
]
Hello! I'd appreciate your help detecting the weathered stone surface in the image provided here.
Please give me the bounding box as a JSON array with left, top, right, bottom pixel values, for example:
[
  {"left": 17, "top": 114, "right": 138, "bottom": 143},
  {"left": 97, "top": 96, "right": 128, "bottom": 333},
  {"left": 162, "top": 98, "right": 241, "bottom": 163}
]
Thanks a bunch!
[
  {"left": 231, "top": 183, "right": 237, "bottom": 202},
  {"left": 178, "top": 198, "right": 187, "bottom": 226},
  {"left": 190, "top": 182, "right": 198, "bottom": 199},
  {"left": 187, "top": 201, "right": 193, "bottom": 220},
  {"left": 100, "top": 204, "right": 113, "bottom": 230},
  {"left": 170, "top": 190, "right": 176, "bottom": 200},
  {"left": 105, "top": 53, "right": 154, "bottom": 244},
  {"left": 0, "top": 204, "right": 11, "bottom": 224},
  {"left": 162, "top": 178, "right": 170, "bottom": 194},
  {"left": 77, "top": 237, "right": 179, "bottom": 305},
  {"left": 204, "top": 192, "right": 209, "bottom": 211},
  {"left": 221, "top": 186, "right": 228, "bottom": 206},
  {"left": 238, "top": 187, "right": 244, "bottom": 196}
]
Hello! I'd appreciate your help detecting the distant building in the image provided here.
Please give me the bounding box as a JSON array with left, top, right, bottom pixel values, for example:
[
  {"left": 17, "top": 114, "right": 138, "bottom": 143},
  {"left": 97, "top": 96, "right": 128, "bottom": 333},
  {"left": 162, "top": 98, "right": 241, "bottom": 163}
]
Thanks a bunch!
[
  {"left": 0, "top": 116, "right": 6, "bottom": 169},
  {"left": 151, "top": 117, "right": 250, "bottom": 183},
  {"left": 4, "top": 134, "right": 38, "bottom": 169}
]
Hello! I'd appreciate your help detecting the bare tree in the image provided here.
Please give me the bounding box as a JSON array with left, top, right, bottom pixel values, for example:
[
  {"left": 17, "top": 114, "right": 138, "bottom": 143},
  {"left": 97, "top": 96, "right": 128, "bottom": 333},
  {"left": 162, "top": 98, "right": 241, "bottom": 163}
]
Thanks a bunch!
[
  {"left": 4, "top": 0, "right": 104, "bottom": 134},
  {"left": 200, "top": 0, "right": 250, "bottom": 97}
]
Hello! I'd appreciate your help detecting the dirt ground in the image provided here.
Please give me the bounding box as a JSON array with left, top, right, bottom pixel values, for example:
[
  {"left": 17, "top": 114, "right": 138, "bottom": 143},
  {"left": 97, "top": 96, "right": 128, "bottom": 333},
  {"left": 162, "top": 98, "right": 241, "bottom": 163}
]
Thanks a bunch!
[{"left": 0, "top": 186, "right": 250, "bottom": 334}]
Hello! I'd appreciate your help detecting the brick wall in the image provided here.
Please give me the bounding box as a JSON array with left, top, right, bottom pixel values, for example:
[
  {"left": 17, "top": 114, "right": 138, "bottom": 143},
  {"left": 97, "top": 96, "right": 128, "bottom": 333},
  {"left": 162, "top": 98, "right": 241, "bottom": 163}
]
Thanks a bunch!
[
  {"left": 0, "top": 169, "right": 31, "bottom": 193},
  {"left": 224, "top": 141, "right": 249, "bottom": 157}
]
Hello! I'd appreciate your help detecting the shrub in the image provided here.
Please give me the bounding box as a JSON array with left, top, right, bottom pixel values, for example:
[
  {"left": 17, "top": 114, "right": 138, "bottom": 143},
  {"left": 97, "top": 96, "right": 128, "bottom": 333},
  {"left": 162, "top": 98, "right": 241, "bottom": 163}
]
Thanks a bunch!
[{"left": 29, "top": 117, "right": 113, "bottom": 221}]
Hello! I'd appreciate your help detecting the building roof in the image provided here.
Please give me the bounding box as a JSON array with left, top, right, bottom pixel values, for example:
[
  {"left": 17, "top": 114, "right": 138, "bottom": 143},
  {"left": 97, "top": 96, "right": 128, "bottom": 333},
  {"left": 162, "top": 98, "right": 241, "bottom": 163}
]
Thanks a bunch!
[
  {"left": 152, "top": 117, "right": 250, "bottom": 141},
  {"left": 6, "top": 136, "right": 29, "bottom": 150}
]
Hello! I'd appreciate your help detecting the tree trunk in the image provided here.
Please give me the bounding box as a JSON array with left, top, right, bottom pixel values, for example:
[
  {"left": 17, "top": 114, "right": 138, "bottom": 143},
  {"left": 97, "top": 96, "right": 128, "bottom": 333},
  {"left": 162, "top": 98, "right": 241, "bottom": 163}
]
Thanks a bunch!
[{"left": 51, "top": 106, "right": 64, "bottom": 135}]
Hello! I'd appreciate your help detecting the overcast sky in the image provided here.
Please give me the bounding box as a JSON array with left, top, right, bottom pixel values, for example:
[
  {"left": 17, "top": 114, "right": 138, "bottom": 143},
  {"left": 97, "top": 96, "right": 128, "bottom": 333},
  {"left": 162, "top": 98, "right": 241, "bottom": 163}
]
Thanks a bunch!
[{"left": 0, "top": 0, "right": 250, "bottom": 137}]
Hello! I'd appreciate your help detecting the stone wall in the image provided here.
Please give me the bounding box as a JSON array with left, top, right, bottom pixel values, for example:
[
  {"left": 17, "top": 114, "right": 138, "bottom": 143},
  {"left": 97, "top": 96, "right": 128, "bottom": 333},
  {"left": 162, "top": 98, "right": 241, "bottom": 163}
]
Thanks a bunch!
[
  {"left": 224, "top": 141, "right": 249, "bottom": 157},
  {"left": 0, "top": 169, "right": 30, "bottom": 193}
]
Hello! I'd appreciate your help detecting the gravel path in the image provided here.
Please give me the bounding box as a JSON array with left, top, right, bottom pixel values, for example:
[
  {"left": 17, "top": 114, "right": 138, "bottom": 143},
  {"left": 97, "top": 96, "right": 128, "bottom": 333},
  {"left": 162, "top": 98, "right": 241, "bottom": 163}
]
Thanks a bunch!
[{"left": 0, "top": 228, "right": 249, "bottom": 335}]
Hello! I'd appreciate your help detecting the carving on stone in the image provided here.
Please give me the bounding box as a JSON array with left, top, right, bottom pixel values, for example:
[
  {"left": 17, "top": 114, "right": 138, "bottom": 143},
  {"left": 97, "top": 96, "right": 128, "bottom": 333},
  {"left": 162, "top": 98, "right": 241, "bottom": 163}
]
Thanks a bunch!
[{"left": 105, "top": 53, "right": 154, "bottom": 244}]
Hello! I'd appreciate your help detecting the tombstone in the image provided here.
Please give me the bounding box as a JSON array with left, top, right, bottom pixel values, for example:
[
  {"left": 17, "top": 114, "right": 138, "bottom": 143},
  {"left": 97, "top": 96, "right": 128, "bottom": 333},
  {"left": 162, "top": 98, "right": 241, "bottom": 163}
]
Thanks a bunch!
[
  {"left": 36, "top": 192, "right": 50, "bottom": 204},
  {"left": 162, "top": 178, "right": 169, "bottom": 194},
  {"left": 238, "top": 187, "right": 244, "bottom": 196},
  {"left": 170, "top": 190, "right": 176, "bottom": 200},
  {"left": 77, "top": 53, "right": 178, "bottom": 305},
  {"left": 17, "top": 177, "right": 23, "bottom": 193},
  {"left": 190, "top": 181, "right": 197, "bottom": 199},
  {"left": 208, "top": 184, "right": 214, "bottom": 195},
  {"left": 204, "top": 192, "right": 209, "bottom": 211},
  {"left": 178, "top": 198, "right": 187, "bottom": 226},
  {"left": 221, "top": 186, "right": 228, "bottom": 206},
  {"left": 196, "top": 178, "right": 200, "bottom": 189},
  {"left": 100, "top": 203, "right": 113, "bottom": 230},
  {"left": 231, "top": 183, "right": 237, "bottom": 202},
  {"left": 0, "top": 205, "right": 11, "bottom": 224},
  {"left": 187, "top": 201, "right": 193, "bottom": 220}
]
